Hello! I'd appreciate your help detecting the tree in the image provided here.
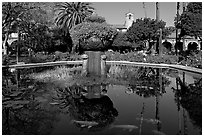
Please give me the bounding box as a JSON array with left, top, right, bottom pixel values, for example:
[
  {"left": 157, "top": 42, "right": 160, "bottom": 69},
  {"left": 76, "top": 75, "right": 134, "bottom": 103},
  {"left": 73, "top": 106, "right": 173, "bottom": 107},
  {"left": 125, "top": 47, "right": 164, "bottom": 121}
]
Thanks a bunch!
[
  {"left": 176, "top": 2, "right": 202, "bottom": 39},
  {"left": 18, "top": 3, "right": 70, "bottom": 53},
  {"left": 2, "top": 2, "right": 58, "bottom": 55},
  {"left": 15, "top": 4, "right": 48, "bottom": 54},
  {"left": 186, "top": 2, "right": 202, "bottom": 14},
  {"left": 162, "top": 26, "right": 176, "bottom": 39},
  {"left": 84, "top": 15, "right": 106, "bottom": 23},
  {"left": 55, "top": 2, "right": 94, "bottom": 32},
  {"left": 49, "top": 26, "right": 73, "bottom": 53},
  {"left": 126, "top": 18, "right": 166, "bottom": 51},
  {"left": 111, "top": 32, "right": 134, "bottom": 52},
  {"left": 2, "top": 2, "right": 28, "bottom": 55},
  {"left": 70, "top": 22, "right": 118, "bottom": 53}
]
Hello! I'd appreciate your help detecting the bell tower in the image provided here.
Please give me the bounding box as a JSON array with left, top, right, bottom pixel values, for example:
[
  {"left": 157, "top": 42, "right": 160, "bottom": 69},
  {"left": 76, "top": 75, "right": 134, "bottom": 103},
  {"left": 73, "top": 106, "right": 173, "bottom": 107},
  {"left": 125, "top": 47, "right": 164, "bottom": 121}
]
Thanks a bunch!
[{"left": 125, "top": 12, "right": 134, "bottom": 29}]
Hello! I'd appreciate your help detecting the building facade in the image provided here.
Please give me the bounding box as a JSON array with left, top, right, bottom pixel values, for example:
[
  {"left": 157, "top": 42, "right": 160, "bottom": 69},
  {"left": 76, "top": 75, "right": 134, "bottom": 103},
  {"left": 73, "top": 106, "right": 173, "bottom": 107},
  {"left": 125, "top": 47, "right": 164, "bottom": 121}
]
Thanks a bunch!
[
  {"left": 113, "top": 12, "right": 134, "bottom": 32},
  {"left": 162, "top": 31, "right": 201, "bottom": 51},
  {"left": 113, "top": 12, "right": 201, "bottom": 51}
]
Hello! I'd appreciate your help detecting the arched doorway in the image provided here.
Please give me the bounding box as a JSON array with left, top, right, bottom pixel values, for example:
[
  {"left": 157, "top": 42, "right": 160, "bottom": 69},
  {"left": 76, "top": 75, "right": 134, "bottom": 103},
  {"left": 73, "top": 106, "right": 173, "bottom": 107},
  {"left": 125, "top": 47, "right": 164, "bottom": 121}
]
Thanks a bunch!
[
  {"left": 187, "top": 42, "right": 198, "bottom": 51},
  {"left": 162, "top": 41, "right": 172, "bottom": 53}
]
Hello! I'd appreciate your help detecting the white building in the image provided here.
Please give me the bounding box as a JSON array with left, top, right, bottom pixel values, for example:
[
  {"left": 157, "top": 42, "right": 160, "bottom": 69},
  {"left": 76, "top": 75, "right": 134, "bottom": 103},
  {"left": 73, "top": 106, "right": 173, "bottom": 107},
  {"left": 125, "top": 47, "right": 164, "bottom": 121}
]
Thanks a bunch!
[{"left": 112, "top": 12, "right": 134, "bottom": 32}]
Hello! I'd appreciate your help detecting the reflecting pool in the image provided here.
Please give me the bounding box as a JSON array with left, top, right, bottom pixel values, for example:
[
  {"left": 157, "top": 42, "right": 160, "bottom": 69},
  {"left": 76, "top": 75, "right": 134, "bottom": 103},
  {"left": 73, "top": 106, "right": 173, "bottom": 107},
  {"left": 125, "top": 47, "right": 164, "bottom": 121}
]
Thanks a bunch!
[{"left": 2, "top": 65, "right": 202, "bottom": 135}]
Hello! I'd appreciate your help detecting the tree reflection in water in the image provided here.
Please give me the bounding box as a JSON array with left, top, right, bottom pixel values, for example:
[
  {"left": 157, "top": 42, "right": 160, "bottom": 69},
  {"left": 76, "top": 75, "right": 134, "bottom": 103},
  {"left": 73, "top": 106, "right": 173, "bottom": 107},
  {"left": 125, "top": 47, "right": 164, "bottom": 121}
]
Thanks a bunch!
[
  {"left": 2, "top": 86, "right": 59, "bottom": 135},
  {"left": 125, "top": 68, "right": 170, "bottom": 134},
  {"left": 124, "top": 68, "right": 171, "bottom": 97},
  {"left": 53, "top": 84, "right": 118, "bottom": 131},
  {"left": 2, "top": 69, "right": 60, "bottom": 135},
  {"left": 173, "top": 76, "right": 202, "bottom": 133}
]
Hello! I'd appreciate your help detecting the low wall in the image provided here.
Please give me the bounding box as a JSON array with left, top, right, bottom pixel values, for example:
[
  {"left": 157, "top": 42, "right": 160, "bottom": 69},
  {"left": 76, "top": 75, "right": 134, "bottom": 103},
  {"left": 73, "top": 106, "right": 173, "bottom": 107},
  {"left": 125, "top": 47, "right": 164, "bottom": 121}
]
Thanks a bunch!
[
  {"left": 106, "top": 61, "right": 202, "bottom": 74},
  {"left": 2, "top": 60, "right": 201, "bottom": 75},
  {"left": 2, "top": 60, "right": 83, "bottom": 69}
]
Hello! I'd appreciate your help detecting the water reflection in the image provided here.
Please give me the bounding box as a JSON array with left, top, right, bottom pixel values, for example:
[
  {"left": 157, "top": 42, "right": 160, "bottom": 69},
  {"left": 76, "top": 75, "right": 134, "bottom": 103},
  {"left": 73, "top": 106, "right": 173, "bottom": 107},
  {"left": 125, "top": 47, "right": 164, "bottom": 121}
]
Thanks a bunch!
[
  {"left": 2, "top": 65, "right": 202, "bottom": 135},
  {"left": 53, "top": 85, "right": 118, "bottom": 131},
  {"left": 131, "top": 68, "right": 166, "bottom": 134},
  {"left": 2, "top": 67, "right": 61, "bottom": 135},
  {"left": 123, "top": 68, "right": 171, "bottom": 97},
  {"left": 2, "top": 85, "right": 59, "bottom": 135},
  {"left": 172, "top": 75, "right": 202, "bottom": 134}
]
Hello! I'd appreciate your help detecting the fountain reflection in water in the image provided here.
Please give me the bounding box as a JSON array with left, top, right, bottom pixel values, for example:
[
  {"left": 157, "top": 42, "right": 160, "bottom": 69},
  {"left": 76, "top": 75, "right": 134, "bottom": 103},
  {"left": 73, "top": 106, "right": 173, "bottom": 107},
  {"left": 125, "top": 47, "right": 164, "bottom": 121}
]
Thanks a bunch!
[{"left": 53, "top": 84, "right": 118, "bottom": 132}]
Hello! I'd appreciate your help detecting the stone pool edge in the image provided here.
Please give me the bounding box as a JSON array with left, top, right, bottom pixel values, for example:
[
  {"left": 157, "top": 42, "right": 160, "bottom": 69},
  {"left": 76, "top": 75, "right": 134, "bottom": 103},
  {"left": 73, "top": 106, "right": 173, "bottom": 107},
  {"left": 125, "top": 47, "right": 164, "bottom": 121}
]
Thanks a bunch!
[
  {"left": 2, "top": 60, "right": 202, "bottom": 74},
  {"left": 106, "top": 61, "right": 202, "bottom": 74}
]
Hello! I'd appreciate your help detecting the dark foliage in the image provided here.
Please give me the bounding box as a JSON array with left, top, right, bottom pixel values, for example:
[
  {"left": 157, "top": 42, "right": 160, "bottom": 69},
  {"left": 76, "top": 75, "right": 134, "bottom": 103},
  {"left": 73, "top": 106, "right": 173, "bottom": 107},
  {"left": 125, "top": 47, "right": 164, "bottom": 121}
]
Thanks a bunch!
[
  {"left": 179, "top": 50, "right": 202, "bottom": 68},
  {"left": 176, "top": 2, "right": 202, "bottom": 39},
  {"left": 173, "top": 77, "right": 202, "bottom": 129},
  {"left": 111, "top": 32, "right": 135, "bottom": 53},
  {"left": 2, "top": 55, "right": 11, "bottom": 65}
]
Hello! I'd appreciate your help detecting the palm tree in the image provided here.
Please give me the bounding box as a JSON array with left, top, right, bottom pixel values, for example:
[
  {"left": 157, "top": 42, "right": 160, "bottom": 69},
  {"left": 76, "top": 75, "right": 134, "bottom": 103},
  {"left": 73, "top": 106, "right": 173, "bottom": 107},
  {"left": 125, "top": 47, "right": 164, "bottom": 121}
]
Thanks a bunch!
[{"left": 55, "top": 2, "right": 94, "bottom": 31}]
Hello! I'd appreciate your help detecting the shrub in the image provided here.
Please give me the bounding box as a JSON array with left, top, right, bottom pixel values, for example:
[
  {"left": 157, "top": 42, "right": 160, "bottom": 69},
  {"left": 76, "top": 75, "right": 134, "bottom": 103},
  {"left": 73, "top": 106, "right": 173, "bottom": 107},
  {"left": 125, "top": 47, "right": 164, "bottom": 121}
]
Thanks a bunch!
[
  {"left": 111, "top": 32, "right": 134, "bottom": 52},
  {"left": 26, "top": 52, "right": 82, "bottom": 63},
  {"left": 53, "top": 51, "right": 70, "bottom": 61},
  {"left": 106, "top": 51, "right": 144, "bottom": 62},
  {"left": 10, "top": 40, "right": 29, "bottom": 55},
  {"left": 69, "top": 53, "right": 82, "bottom": 61},
  {"left": 146, "top": 55, "right": 178, "bottom": 64},
  {"left": 27, "top": 54, "right": 55, "bottom": 63},
  {"left": 179, "top": 50, "right": 202, "bottom": 68},
  {"left": 2, "top": 55, "right": 10, "bottom": 65},
  {"left": 105, "top": 51, "right": 179, "bottom": 64},
  {"left": 70, "top": 22, "right": 118, "bottom": 52}
]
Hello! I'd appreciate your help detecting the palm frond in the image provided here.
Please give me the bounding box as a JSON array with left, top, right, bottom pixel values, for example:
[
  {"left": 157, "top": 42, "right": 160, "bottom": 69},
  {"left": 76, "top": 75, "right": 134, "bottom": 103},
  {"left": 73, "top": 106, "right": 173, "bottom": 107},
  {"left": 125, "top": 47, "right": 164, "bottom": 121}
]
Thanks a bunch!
[{"left": 55, "top": 2, "right": 94, "bottom": 30}]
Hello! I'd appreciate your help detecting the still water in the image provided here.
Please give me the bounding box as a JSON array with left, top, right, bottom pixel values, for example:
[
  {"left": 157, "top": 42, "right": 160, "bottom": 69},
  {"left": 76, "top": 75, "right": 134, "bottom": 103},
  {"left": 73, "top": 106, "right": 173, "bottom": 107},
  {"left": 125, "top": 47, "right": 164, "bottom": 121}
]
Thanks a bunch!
[{"left": 2, "top": 66, "right": 202, "bottom": 135}]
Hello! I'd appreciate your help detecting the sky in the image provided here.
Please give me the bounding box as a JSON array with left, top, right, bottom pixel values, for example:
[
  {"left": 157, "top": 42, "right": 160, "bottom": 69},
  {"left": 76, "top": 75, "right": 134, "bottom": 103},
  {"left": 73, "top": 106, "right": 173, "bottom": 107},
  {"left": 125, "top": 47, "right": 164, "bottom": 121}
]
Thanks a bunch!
[{"left": 92, "top": 2, "right": 177, "bottom": 27}]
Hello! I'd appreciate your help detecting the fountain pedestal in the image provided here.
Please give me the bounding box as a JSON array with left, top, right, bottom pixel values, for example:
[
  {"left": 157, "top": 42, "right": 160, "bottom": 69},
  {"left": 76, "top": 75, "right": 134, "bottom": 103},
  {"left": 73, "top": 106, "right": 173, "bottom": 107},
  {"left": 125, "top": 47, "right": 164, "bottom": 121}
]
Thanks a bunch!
[
  {"left": 86, "top": 51, "right": 101, "bottom": 76},
  {"left": 82, "top": 51, "right": 107, "bottom": 77}
]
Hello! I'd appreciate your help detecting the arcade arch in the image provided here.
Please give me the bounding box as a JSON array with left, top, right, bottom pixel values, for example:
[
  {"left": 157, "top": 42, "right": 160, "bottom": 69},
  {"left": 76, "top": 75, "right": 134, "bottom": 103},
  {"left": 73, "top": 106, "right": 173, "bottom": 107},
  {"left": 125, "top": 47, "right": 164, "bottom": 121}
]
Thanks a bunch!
[
  {"left": 187, "top": 42, "right": 199, "bottom": 51},
  {"left": 162, "top": 38, "right": 201, "bottom": 52},
  {"left": 162, "top": 41, "right": 172, "bottom": 52}
]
